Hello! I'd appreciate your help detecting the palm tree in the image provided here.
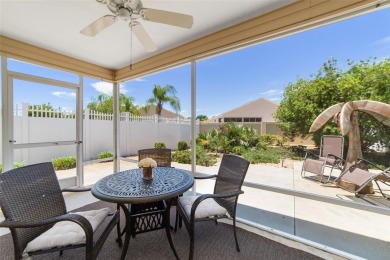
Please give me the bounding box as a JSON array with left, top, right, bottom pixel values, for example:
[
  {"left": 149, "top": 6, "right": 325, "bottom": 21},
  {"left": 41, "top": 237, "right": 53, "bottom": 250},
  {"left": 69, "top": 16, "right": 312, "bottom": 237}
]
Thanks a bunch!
[
  {"left": 87, "top": 93, "right": 139, "bottom": 115},
  {"left": 310, "top": 100, "right": 390, "bottom": 170},
  {"left": 146, "top": 84, "right": 181, "bottom": 116}
]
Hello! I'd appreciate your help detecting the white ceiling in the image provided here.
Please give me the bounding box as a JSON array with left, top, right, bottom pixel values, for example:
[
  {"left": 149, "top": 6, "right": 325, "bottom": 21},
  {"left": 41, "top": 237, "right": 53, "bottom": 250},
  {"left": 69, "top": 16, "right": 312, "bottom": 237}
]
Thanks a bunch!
[{"left": 0, "top": 0, "right": 295, "bottom": 70}]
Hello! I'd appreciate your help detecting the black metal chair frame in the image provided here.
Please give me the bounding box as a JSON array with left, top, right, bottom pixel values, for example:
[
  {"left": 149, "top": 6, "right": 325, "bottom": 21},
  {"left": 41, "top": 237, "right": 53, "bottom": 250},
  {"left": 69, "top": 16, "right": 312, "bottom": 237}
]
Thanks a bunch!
[
  {"left": 176, "top": 154, "right": 250, "bottom": 260},
  {"left": 138, "top": 148, "right": 172, "bottom": 167},
  {"left": 0, "top": 162, "right": 121, "bottom": 260}
]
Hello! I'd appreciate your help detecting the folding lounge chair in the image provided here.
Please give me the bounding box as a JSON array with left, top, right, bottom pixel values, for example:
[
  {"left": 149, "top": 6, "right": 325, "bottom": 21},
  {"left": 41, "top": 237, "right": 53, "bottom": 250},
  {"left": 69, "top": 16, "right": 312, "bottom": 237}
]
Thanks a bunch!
[
  {"left": 301, "top": 135, "right": 344, "bottom": 183},
  {"left": 335, "top": 158, "right": 390, "bottom": 203}
]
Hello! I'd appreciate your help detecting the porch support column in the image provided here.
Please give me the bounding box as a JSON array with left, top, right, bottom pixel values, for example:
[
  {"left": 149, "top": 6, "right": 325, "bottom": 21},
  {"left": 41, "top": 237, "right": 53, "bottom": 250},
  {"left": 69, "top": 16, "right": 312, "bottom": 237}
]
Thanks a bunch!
[
  {"left": 191, "top": 61, "right": 197, "bottom": 195},
  {"left": 1, "top": 57, "right": 13, "bottom": 172},
  {"left": 76, "top": 76, "right": 84, "bottom": 186},
  {"left": 113, "top": 82, "right": 120, "bottom": 173}
]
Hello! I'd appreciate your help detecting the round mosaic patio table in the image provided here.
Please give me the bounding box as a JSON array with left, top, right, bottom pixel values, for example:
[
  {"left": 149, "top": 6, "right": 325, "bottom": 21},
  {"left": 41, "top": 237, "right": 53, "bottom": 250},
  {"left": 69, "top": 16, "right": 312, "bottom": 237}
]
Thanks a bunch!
[
  {"left": 92, "top": 167, "right": 194, "bottom": 260},
  {"left": 92, "top": 167, "right": 194, "bottom": 204}
]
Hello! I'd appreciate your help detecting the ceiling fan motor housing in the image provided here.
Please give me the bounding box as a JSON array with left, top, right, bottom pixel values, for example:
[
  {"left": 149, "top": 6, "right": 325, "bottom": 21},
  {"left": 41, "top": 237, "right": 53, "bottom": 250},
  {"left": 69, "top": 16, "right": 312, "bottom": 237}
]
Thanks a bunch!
[{"left": 118, "top": 8, "right": 131, "bottom": 21}]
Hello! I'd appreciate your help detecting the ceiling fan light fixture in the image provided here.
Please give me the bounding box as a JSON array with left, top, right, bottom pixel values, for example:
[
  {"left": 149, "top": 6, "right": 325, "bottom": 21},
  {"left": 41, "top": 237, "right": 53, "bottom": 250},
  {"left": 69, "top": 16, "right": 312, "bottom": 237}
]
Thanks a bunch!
[{"left": 118, "top": 8, "right": 131, "bottom": 21}]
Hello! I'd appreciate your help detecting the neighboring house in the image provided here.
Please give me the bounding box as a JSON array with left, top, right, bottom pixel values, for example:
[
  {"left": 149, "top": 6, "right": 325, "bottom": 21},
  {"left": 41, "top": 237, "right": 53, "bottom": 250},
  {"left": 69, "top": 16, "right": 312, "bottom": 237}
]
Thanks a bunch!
[
  {"left": 206, "top": 97, "right": 279, "bottom": 123},
  {"left": 139, "top": 104, "right": 185, "bottom": 119}
]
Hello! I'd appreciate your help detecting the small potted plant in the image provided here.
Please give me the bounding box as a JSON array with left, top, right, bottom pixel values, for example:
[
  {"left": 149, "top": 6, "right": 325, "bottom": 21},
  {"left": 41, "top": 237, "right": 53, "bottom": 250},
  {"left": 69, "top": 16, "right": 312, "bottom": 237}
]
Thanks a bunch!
[{"left": 138, "top": 158, "right": 157, "bottom": 180}]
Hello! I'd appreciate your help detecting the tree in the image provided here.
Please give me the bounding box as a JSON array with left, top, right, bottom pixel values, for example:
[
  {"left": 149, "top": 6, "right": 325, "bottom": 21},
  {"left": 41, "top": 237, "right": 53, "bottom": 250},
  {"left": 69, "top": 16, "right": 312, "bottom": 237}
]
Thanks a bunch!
[
  {"left": 28, "top": 103, "right": 67, "bottom": 118},
  {"left": 146, "top": 84, "right": 181, "bottom": 116},
  {"left": 275, "top": 58, "right": 390, "bottom": 150},
  {"left": 196, "top": 115, "right": 208, "bottom": 121},
  {"left": 87, "top": 93, "right": 139, "bottom": 115}
]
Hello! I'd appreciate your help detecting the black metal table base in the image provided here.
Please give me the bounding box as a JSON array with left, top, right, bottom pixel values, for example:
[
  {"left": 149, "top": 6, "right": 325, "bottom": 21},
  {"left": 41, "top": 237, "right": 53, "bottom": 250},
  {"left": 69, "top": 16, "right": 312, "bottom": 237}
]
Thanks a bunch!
[{"left": 118, "top": 199, "right": 179, "bottom": 260}]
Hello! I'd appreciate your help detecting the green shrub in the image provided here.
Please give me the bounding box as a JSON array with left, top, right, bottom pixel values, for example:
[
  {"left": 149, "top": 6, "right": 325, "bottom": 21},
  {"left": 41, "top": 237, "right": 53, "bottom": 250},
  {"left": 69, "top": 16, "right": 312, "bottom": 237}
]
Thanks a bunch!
[
  {"left": 231, "top": 146, "right": 246, "bottom": 155},
  {"left": 242, "top": 149, "right": 280, "bottom": 164},
  {"left": 275, "top": 136, "right": 289, "bottom": 146},
  {"left": 256, "top": 142, "right": 267, "bottom": 151},
  {"left": 52, "top": 156, "right": 76, "bottom": 170},
  {"left": 172, "top": 145, "right": 217, "bottom": 166},
  {"left": 154, "top": 142, "right": 166, "bottom": 149},
  {"left": 98, "top": 151, "right": 113, "bottom": 159},
  {"left": 172, "top": 150, "right": 191, "bottom": 164},
  {"left": 0, "top": 162, "right": 23, "bottom": 172},
  {"left": 177, "top": 141, "right": 188, "bottom": 151},
  {"left": 287, "top": 145, "right": 307, "bottom": 159},
  {"left": 197, "top": 132, "right": 210, "bottom": 149},
  {"left": 259, "top": 134, "right": 278, "bottom": 146},
  {"left": 197, "top": 145, "right": 217, "bottom": 166}
]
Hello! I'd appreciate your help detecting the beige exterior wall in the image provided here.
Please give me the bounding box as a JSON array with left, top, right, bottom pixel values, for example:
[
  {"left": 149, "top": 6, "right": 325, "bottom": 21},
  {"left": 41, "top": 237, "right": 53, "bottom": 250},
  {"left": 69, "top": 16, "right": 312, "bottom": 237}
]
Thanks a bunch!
[
  {"left": 207, "top": 98, "right": 279, "bottom": 123},
  {"left": 139, "top": 105, "right": 185, "bottom": 119}
]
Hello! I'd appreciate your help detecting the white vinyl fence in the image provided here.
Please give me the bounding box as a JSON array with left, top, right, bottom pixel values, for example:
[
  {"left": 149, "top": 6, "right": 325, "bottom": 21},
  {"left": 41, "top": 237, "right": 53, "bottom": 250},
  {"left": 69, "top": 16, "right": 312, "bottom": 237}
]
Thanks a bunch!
[{"left": 3, "top": 103, "right": 197, "bottom": 164}]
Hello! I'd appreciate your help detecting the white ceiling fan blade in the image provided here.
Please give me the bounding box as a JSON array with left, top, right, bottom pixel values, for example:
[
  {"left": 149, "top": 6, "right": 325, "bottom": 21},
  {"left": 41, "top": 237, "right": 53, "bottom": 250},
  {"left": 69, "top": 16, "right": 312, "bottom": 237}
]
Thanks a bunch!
[
  {"left": 80, "top": 15, "right": 116, "bottom": 37},
  {"left": 131, "top": 22, "right": 157, "bottom": 52},
  {"left": 141, "top": 8, "right": 193, "bottom": 29}
]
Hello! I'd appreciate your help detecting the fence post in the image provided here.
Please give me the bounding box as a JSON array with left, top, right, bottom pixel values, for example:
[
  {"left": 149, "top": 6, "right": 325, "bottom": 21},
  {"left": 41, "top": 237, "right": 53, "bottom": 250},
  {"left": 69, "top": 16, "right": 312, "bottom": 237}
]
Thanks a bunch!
[
  {"left": 177, "top": 116, "right": 181, "bottom": 143},
  {"left": 84, "top": 108, "right": 90, "bottom": 160},
  {"left": 20, "top": 103, "right": 29, "bottom": 163},
  {"left": 125, "top": 112, "right": 130, "bottom": 155}
]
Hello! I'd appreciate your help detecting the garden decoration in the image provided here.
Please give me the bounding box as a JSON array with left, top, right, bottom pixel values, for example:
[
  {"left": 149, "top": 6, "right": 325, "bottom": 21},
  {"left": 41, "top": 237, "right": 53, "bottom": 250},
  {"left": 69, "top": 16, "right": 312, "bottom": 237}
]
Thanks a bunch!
[
  {"left": 138, "top": 158, "right": 157, "bottom": 180},
  {"left": 309, "top": 100, "right": 390, "bottom": 171}
]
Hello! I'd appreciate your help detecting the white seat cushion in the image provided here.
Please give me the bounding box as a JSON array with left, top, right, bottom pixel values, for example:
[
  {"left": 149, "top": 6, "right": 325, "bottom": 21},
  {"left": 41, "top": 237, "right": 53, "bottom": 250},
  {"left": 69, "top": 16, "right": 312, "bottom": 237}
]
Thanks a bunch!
[
  {"left": 24, "top": 208, "right": 110, "bottom": 253},
  {"left": 179, "top": 196, "right": 227, "bottom": 219}
]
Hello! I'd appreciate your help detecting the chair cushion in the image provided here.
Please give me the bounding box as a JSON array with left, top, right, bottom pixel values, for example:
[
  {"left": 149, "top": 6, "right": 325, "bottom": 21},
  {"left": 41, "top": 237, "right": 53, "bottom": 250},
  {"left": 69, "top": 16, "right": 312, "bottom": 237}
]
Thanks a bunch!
[
  {"left": 24, "top": 208, "right": 110, "bottom": 253},
  {"left": 179, "top": 196, "right": 227, "bottom": 219}
]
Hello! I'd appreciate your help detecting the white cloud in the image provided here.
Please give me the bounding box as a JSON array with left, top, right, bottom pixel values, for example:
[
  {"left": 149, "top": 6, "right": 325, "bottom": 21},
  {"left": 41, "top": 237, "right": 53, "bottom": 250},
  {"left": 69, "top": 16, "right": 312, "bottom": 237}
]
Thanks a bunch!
[
  {"left": 134, "top": 77, "right": 146, "bottom": 82},
  {"left": 59, "top": 106, "right": 74, "bottom": 112},
  {"left": 268, "top": 97, "right": 281, "bottom": 103},
  {"left": 52, "top": 91, "right": 76, "bottom": 98},
  {"left": 91, "top": 82, "right": 128, "bottom": 95},
  {"left": 91, "top": 82, "right": 113, "bottom": 94},
  {"left": 371, "top": 36, "right": 390, "bottom": 46},
  {"left": 258, "top": 89, "right": 283, "bottom": 96}
]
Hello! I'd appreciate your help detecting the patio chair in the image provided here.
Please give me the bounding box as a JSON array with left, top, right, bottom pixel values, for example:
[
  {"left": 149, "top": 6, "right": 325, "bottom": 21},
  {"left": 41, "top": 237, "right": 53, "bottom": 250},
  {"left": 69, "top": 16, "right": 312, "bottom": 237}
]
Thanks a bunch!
[
  {"left": 335, "top": 158, "right": 390, "bottom": 203},
  {"left": 301, "top": 135, "right": 344, "bottom": 183},
  {"left": 138, "top": 148, "right": 172, "bottom": 167},
  {"left": 176, "top": 154, "right": 250, "bottom": 260},
  {"left": 0, "top": 162, "right": 121, "bottom": 260}
]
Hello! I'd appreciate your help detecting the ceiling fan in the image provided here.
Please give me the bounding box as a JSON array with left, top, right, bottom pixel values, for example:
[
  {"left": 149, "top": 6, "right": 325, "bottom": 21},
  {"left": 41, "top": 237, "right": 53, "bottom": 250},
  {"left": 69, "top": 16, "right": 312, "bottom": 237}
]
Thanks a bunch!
[{"left": 80, "top": 0, "right": 193, "bottom": 52}]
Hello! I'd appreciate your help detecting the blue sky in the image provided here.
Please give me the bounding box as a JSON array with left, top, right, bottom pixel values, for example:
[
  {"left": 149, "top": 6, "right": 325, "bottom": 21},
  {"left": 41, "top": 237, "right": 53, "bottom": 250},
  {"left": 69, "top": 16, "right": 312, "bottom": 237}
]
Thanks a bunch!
[{"left": 6, "top": 7, "right": 390, "bottom": 117}]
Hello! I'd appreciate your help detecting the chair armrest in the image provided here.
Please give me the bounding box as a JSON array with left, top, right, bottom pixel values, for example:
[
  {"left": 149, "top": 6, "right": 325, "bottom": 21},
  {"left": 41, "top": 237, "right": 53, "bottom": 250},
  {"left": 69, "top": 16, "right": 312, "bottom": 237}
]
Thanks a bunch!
[
  {"left": 326, "top": 153, "right": 345, "bottom": 162},
  {"left": 356, "top": 158, "right": 384, "bottom": 171},
  {"left": 62, "top": 187, "right": 91, "bottom": 193},
  {"left": 190, "top": 190, "right": 244, "bottom": 219},
  {"left": 194, "top": 174, "right": 218, "bottom": 180}
]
